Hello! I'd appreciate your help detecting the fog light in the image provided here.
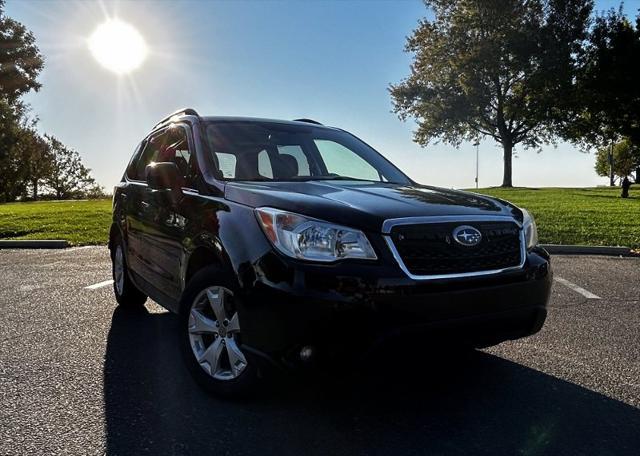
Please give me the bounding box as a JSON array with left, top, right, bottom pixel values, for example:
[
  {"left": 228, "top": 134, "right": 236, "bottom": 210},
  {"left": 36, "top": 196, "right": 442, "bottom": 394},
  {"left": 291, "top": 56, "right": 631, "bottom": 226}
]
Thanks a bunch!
[{"left": 299, "top": 346, "right": 315, "bottom": 362}]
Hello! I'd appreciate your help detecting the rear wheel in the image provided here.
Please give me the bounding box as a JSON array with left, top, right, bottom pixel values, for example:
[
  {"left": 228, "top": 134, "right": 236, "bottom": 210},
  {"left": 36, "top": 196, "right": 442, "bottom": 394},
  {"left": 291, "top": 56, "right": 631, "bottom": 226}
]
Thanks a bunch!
[
  {"left": 180, "top": 266, "right": 259, "bottom": 396},
  {"left": 111, "top": 238, "right": 147, "bottom": 308}
]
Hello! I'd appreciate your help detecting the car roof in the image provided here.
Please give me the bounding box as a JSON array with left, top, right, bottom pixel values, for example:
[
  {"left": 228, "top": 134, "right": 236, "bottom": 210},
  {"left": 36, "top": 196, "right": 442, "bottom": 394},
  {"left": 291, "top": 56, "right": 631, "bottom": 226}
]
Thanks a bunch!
[{"left": 199, "top": 116, "right": 339, "bottom": 130}]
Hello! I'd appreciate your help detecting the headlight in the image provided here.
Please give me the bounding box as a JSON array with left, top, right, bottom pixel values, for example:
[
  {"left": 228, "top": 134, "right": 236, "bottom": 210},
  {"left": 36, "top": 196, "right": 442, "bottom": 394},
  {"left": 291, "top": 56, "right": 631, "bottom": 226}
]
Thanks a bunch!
[
  {"left": 521, "top": 209, "right": 538, "bottom": 250},
  {"left": 255, "top": 207, "right": 377, "bottom": 262}
]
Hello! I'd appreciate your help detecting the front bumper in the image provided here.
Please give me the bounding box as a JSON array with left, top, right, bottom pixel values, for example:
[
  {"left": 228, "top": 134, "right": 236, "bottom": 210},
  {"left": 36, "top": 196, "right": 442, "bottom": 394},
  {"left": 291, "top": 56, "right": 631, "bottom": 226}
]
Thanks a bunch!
[{"left": 237, "top": 248, "right": 552, "bottom": 366}]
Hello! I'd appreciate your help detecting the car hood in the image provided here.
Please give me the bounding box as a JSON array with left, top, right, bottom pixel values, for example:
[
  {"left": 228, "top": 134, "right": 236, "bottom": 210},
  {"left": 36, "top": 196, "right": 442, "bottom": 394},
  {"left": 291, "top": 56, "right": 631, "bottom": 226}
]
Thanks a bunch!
[{"left": 224, "top": 180, "right": 520, "bottom": 233}]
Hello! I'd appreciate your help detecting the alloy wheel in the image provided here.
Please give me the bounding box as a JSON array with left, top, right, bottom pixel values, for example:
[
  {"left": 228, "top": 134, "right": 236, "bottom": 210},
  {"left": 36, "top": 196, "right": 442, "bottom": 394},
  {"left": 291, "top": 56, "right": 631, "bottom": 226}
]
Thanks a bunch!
[{"left": 187, "top": 286, "right": 248, "bottom": 381}]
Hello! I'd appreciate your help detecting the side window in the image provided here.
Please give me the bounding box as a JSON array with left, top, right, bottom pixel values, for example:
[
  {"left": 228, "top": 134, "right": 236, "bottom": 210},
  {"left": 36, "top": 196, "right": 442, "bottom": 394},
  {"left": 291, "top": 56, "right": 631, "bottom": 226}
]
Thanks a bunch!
[
  {"left": 215, "top": 152, "right": 236, "bottom": 178},
  {"left": 169, "top": 128, "right": 196, "bottom": 186},
  {"left": 133, "top": 126, "right": 197, "bottom": 186},
  {"left": 277, "top": 145, "right": 310, "bottom": 176},
  {"left": 257, "top": 150, "right": 273, "bottom": 178},
  {"left": 126, "top": 142, "right": 144, "bottom": 180},
  {"left": 314, "top": 140, "right": 381, "bottom": 181},
  {"left": 133, "top": 137, "right": 161, "bottom": 181}
]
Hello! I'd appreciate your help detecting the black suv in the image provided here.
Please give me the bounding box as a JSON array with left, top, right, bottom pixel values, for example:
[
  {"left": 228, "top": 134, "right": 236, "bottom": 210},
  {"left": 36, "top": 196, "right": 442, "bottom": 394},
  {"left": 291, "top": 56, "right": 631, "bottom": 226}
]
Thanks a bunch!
[{"left": 109, "top": 108, "right": 552, "bottom": 395}]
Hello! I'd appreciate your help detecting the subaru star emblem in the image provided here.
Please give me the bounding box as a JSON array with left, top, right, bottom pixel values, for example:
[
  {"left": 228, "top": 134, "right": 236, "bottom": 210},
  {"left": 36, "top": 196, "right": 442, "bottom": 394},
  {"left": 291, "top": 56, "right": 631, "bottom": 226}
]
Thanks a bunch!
[{"left": 452, "top": 225, "right": 482, "bottom": 247}]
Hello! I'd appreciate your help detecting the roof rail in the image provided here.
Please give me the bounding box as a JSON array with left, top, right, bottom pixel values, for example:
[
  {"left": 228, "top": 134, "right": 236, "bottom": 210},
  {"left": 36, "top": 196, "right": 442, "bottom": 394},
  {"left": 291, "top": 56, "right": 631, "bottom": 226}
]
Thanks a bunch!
[
  {"left": 293, "top": 118, "right": 323, "bottom": 125},
  {"left": 154, "top": 108, "right": 200, "bottom": 128}
]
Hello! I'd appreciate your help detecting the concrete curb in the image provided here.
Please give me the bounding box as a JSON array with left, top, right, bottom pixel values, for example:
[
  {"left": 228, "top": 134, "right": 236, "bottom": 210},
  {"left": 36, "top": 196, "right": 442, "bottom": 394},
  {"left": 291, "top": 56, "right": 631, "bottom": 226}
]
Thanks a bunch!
[
  {"left": 541, "top": 244, "right": 638, "bottom": 257},
  {"left": 0, "top": 240, "right": 69, "bottom": 249}
]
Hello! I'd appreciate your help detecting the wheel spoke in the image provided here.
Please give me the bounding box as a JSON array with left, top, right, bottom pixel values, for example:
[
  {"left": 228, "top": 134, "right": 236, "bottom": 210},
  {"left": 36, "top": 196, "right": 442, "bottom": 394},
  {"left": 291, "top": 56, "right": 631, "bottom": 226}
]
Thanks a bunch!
[
  {"left": 114, "top": 248, "right": 124, "bottom": 294},
  {"left": 206, "top": 289, "right": 227, "bottom": 322},
  {"left": 226, "top": 312, "right": 240, "bottom": 334},
  {"left": 225, "top": 338, "right": 247, "bottom": 377},
  {"left": 199, "top": 337, "right": 224, "bottom": 376},
  {"left": 189, "top": 309, "right": 218, "bottom": 335}
]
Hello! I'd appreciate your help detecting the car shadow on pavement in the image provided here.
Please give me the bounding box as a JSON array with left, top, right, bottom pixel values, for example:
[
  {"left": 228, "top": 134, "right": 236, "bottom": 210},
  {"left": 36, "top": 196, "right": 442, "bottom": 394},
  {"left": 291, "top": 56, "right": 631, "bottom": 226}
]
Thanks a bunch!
[{"left": 104, "top": 306, "right": 640, "bottom": 456}]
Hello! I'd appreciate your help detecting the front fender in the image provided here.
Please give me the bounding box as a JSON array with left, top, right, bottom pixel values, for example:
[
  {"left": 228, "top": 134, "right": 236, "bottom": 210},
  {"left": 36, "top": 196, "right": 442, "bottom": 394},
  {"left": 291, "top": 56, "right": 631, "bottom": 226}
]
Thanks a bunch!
[{"left": 179, "top": 197, "right": 271, "bottom": 292}]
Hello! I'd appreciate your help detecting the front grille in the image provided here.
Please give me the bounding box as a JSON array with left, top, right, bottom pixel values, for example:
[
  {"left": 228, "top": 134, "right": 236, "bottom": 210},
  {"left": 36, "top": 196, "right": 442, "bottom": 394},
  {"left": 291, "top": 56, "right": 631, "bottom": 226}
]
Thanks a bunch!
[{"left": 389, "top": 221, "right": 522, "bottom": 276}]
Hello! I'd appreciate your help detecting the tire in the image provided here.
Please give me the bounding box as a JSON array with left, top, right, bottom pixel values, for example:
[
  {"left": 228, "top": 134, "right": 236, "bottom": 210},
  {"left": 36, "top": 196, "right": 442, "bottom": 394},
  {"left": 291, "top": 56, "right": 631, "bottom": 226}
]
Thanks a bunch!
[
  {"left": 179, "top": 265, "right": 260, "bottom": 397},
  {"left": 111, "top": 236, "right": 147, "bottom": 308}
]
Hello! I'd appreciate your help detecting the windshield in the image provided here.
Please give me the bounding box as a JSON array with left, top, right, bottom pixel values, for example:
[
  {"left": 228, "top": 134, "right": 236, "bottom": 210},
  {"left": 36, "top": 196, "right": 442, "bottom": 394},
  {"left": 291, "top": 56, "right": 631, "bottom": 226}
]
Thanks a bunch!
[{"left": 204, "top": 121, "right": 411, "bottom": 184}]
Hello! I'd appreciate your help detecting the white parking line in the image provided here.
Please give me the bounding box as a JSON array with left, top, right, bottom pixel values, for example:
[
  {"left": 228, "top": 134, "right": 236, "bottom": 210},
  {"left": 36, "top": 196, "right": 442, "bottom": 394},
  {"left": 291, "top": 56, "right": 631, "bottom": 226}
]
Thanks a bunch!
[
  {"left": 555, "top": 276, "right": 601, "bottom": 299},
  {"left": 84, "top": 279, "right": 113, "bottom": 290}
]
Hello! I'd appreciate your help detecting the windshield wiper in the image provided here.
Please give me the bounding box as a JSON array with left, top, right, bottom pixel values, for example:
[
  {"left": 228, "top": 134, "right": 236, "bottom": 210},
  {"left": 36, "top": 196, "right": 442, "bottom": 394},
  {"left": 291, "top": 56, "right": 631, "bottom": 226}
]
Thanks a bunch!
[
  {"left": 229, "top": 175, "right": 376, "bottom": 183},
  {"left": 305, "top": 175, "right": 374, "bottom": 182}
]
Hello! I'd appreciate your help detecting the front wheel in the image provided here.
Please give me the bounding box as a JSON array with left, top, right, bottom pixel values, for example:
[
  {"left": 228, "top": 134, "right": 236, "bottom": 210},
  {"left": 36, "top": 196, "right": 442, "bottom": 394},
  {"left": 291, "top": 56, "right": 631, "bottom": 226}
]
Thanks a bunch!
[{"left": 179, "top": 266, "right": 259, "bottom": 396}]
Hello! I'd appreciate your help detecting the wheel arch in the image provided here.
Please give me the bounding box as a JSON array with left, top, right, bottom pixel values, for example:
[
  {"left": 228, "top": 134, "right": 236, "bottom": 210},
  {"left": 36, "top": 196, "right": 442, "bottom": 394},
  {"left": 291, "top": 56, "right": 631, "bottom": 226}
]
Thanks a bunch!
[
  {"left": 184, "top": 246, "right": 223, "bottom": 289},
  {"left": 108, "top": 223, "right": 123, "bottom": 252}
]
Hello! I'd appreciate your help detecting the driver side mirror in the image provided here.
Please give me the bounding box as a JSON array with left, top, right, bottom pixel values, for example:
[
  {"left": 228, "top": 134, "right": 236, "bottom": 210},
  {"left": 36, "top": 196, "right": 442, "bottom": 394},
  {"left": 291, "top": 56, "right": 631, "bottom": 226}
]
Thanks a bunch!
[
  {"left": 146, "top": 162, "right": 181, "bottom": 190},
  {"left": 145, "top": 162, "right": 183, "bottom": 204}
]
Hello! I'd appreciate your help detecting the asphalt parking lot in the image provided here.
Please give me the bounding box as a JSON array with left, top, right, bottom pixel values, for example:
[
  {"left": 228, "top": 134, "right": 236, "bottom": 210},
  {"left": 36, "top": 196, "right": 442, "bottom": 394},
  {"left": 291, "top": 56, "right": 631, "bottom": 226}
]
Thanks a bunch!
[{"left": 1, "top": 247, "right": 639, "bottom": 455}]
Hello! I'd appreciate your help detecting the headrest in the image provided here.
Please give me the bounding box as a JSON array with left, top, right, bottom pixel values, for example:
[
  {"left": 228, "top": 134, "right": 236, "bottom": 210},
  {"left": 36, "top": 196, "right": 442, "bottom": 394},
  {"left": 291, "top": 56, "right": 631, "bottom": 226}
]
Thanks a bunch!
[
  {"left": 158, "top": 145, "right": 176, "bottom": 162},
  {"left": 235, "top": 154, "right": 258, "bottom": 180},
  {"left": 273, "top": 154, "right": 298, "bottom": 179}
]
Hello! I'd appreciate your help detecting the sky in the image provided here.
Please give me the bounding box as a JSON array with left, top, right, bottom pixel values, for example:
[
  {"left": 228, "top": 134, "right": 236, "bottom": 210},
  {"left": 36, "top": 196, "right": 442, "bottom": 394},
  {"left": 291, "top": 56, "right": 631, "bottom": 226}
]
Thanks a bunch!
[{"left": 6, "top": 0, "right": 639, "bottom": 191}]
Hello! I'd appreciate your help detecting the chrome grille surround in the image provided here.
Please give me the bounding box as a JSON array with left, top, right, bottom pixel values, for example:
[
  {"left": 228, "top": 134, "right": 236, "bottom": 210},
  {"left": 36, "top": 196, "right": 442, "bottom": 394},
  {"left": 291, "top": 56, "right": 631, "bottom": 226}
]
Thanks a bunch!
[{"left": 382, "top": 215, "right": 526, "bottom": 281}]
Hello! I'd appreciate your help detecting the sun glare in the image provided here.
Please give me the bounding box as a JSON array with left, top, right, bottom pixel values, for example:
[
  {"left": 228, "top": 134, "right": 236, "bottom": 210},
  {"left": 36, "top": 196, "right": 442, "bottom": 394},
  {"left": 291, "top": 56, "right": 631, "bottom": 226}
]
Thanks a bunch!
[{"left": 88, "top": 19, "right": 147, "bottom": 75}]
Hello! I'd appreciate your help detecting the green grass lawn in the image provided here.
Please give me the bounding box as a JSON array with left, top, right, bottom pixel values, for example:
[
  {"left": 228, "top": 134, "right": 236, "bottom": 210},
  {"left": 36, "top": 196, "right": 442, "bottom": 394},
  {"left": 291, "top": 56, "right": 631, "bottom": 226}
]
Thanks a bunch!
[
  {"left": 0, "top": 199, "right": 112, "bottom": 246},
  {"left": 473, "top": 187, "right": 639, "bottom": 248},
  {"left": 0, "top": 187, "right": 638, "bottom": 247}
]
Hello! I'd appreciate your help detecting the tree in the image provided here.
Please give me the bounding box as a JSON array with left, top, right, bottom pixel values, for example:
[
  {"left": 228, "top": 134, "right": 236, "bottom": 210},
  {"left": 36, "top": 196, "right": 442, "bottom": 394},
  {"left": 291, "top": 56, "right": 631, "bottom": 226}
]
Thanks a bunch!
[
  {"left": 0, "top": 3, "right": 101, "bottom": 202},
  {"left": 0, "top": 99, "right": 31, "bottom": 202},
  {"left": 16, "top": 127, "right": 51, "bottom": 199},
  {"left": 563, "top": 8, "right": 640, "bottom": 185},
  {"left": 594, "top": 138, "right": 640, "bottom": 183},
  {"left": 390, "top": 0, "right": 592, "bottom": 187},
  {"left": 0, "top": 106, "right": 53, "bottom": 202},
  {"left": 0, "top": 0, "right": 44, "bottom": 201},
  {"left": 0, "top": 0, "right": 44, "bottom": 103},
  {"left": 44, "top": 135, "right": 100, "bottom": 199}
]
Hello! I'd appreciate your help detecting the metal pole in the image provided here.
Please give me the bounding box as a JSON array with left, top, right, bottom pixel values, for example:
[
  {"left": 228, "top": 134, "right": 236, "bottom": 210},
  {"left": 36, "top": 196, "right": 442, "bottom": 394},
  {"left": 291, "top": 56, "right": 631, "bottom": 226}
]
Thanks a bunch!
[{"left": 474, "top": 141, "right": 480, "bottom": 189}]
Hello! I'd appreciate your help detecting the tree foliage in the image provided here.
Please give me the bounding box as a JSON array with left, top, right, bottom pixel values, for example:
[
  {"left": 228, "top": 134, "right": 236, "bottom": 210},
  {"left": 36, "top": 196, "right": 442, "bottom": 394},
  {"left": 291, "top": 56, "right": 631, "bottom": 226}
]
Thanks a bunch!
[
  {"left": 594, "top": 139, "right": 640, "bottom": 183},
  {"left": 0, "top": 0, "right": 44, "bottom": 202},
  {"left": 0, "top": 99, "right": 31, "bottom": 202},
  {"left": 0, "top": 0, "right": 44, "bottom": 103},
  {"left": 565, "top": 8, "right": 640, "bottom": 149},
  {"left": 44, "top": 135, "right": 101, "bottom": 200},
  {"left": 390, "top": 0, "right": 592, "bottom": 187},
  {"left": 0, "top": 1, "right": 101, "bottom": 202},
  {"left": 17, "top": 127, "right": 52, "bottom": 199}
]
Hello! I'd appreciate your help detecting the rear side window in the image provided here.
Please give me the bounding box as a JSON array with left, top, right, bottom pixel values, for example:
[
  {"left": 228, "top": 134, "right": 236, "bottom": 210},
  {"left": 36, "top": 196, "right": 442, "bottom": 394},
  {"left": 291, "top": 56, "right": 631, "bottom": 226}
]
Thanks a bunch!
[
  {"left": 215, "top": 152, "right": 237, "bottom": 178},
  {"left": 257, "top": 150, "right": 273, "bottom": 178},
  {"left": 277, "top": 145, "right": 310, "bottom": 176}
]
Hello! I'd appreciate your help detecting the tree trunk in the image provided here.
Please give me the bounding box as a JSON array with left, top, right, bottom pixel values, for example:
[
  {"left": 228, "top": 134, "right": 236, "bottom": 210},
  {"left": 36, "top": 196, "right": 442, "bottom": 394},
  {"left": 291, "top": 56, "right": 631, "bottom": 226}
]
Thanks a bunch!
[
  {"left": 502, "top": 141, "right": 513, "bottom": 187},
  {"left": 608, "top": 142, "right": 615, "bottom": 187},
  {"left": 32, "top": 180, "right": 38, "bottom": 201}
]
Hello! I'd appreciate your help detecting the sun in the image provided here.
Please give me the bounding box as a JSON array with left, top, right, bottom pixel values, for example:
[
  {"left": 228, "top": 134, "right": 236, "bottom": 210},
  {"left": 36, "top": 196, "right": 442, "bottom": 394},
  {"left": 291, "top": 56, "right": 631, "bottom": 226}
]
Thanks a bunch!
[{"left": 88, "top": 19, "right": 147, "bottom": 75}]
